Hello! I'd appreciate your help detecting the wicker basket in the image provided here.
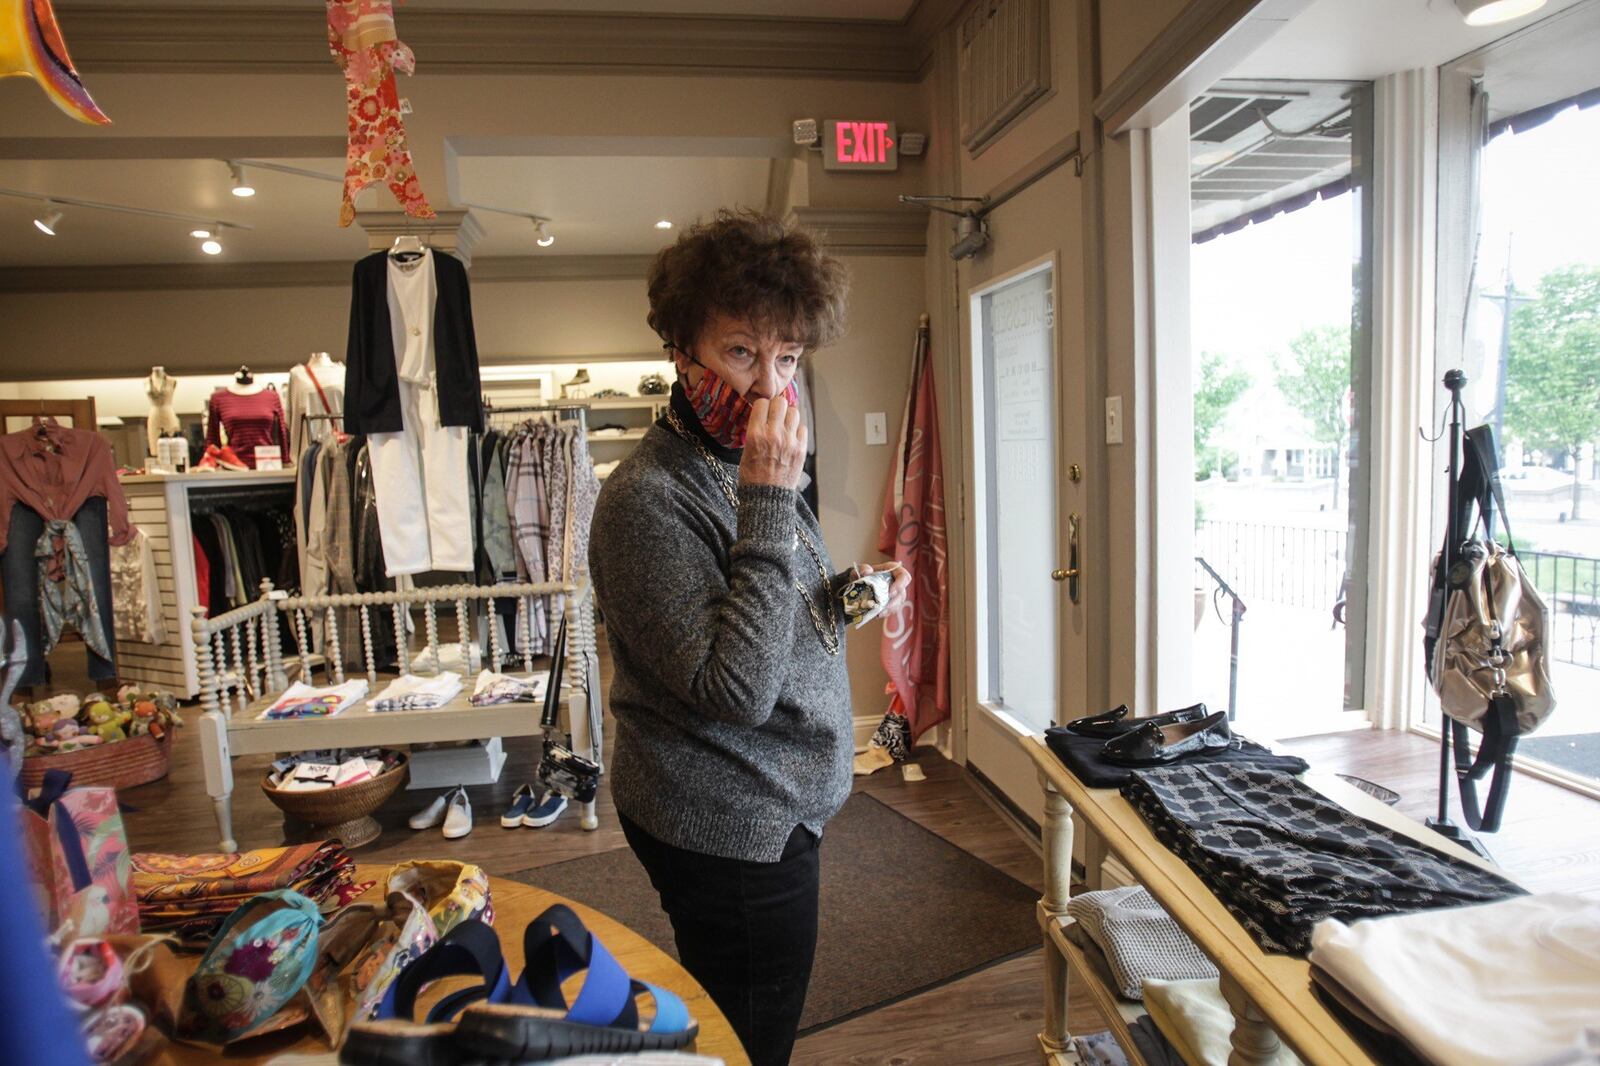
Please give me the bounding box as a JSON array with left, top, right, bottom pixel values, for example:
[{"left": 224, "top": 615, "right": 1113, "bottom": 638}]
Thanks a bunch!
[
  {"left": 261, "top": 753, "right": 409, "bottom": 849},
  {"left": 20, "top": 730, "right": 174, "bottom": 792}
]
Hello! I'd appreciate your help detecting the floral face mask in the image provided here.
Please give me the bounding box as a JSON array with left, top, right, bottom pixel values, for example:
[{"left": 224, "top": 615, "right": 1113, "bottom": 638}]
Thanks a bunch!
[{"left": 683, "top": 361, "right": 800, "bottom": 450}]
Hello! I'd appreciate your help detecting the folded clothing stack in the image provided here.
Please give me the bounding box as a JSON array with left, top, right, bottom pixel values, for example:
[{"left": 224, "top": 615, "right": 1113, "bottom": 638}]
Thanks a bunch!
[
  {"left": 1308, "top": 893, "right": 1600, "bottom": 1066},
  {"left": 1044, "top": 723, "right": 1308, "bottom": 788},
  {"left": 259, "top": 678, "right": 368, "bottom": 720},
  {"left": 1121, "top": 763, "right": 1525, "bottom": 955},
  {"left": 371, "top": 671, "right": 463, "bottom": 712},
  {"left": 1065, "top": 885, "right": 1217, "bottom": 999},
  {"left": 1142, "top": 977, "right": 1304, "bottom": 1066},
  {"left": 268, "top": 747, "right": 403, "bottom": 790},
  {"left": 131, "top": 841, "right": 363, "bottom": 946},
  {"left": 468, "top": 669, "right": 549, "bottom": 706}
]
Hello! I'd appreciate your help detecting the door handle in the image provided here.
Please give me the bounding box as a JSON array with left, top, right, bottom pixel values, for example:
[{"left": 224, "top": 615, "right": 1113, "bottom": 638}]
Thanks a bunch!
[{"left": 1051, "top": 513, "right": 1081, "bottom": 604}]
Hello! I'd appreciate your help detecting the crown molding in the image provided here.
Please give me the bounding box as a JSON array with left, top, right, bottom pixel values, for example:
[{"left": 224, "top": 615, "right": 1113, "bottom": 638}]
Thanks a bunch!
[
  {"left": 787, "top": 207, "right": 928, "bottom": 255},
  {"left": 0, "top": 253, "right": 655, "bottom": 294},
  {"left": 58, "top": 5, "right": 928, "bottom": 80}
]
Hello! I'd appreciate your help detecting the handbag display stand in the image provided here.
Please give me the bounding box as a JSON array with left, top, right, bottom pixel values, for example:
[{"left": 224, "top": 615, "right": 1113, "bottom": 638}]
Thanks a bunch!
[{"left": 1422, "top": 369, "right": 1508, "bottom": 860}]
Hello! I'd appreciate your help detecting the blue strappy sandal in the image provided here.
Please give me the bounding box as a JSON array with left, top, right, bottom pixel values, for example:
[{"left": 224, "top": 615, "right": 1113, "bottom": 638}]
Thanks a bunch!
[
  {"left": 453, "top": 904, "right": 698, "bottom": 1059},
  {"left": 340, "top": 920, "right": 509, "bottom": 1066}
]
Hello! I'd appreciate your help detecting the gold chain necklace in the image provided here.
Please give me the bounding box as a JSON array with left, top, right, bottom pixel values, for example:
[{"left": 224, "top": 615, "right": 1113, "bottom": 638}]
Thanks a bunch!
[{"left": 664, "top": 408, "right": 841, "bottom": 656}]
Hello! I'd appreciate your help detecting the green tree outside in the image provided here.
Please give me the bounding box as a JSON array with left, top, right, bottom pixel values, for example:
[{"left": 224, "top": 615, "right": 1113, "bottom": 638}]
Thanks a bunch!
[
  {"left": 1505, "top": 264, "right": 1600, "bottom": 520},
  {"left": 1193, "top": 351, "right": 1250, "bottom": 480},
  {"left": 1273, "top": 323, "right": 1352, "bottom": 509}
]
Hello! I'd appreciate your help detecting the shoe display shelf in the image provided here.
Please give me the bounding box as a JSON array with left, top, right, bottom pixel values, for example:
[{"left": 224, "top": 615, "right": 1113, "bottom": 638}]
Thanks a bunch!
[{"left": 118, "top": 469, "right": 299, "bottom": 698}]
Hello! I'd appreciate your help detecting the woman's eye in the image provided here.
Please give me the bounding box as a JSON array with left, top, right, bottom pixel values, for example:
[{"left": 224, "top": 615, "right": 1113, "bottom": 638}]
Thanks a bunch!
[
  {"left": 728, "top": 346, "right": 753, "bottom": 360},
  {"left": 780, "top": 354, "right": 799, "bottom": 367}
]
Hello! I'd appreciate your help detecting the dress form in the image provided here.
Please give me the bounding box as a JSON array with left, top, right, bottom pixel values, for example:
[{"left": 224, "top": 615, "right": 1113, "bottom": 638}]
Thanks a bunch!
[{"left": 145, "top": 366, "right": 180, "bottom": 457}]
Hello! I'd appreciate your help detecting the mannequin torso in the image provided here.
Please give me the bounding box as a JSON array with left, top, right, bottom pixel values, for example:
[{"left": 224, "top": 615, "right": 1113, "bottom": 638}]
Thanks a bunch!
[{"left": 145, "top": 366, "right": 180, "bottom": 456}]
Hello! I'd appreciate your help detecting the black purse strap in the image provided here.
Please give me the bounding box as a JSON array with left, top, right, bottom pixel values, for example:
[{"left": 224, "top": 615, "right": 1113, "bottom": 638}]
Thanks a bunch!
[{"left": 1451, "top": 695, "right": 1519, "bottom": 833}]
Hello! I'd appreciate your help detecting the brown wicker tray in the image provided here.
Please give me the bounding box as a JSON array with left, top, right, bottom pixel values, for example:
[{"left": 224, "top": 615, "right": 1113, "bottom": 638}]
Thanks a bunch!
[
  {"left": 20, "top": 730, "right": 174, "bottom": 792},
  {"left": 261, "top": 753, "right": 409, "bottom": 849}
]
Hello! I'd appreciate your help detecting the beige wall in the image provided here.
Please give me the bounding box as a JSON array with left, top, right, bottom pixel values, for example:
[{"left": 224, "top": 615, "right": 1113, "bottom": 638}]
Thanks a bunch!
[{"left": 1097, "top": 0, "right": 1188, "bottom": 89}]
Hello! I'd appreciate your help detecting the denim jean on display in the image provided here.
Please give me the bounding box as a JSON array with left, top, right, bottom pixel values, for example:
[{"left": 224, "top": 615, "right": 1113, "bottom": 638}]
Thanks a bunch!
[
  {"left": 620, "top": 814, "right": 820, "bottom": 1066},
  {"left": 3, "top": 498, "right": 117, "bottom": 686}
]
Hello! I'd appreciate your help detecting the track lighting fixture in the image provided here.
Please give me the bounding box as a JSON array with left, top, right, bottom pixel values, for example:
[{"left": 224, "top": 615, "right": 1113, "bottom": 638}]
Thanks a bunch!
[
  {"left": 33, "top": 204, "right": 63, "bottom": 236},
  {"left": 229, "top": 161, "right": 256, "bottom": 198},
  {"left": 201, "top": 236, "right": 223, "bottom": 255},
  {"left": 655, "top": 219, "right": 673, "bottom": 229},
  {"left": 190, "top": 227, "right": 213, "bottom": 239},
  {"left": 1454, "top": 0, "right": 1546, "bottom": 24},
  {"left": 534, "top": 220, "right": 555, "bottom": 247}
]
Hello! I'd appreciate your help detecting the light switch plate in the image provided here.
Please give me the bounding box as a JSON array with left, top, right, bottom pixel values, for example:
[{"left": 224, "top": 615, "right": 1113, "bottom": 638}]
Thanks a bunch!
[
  {"left": 1105, "top": 396, "right": 1124, "bottom": 445},
  {"left": 865, "top": 411, "right": 888, "bottom": 445}
]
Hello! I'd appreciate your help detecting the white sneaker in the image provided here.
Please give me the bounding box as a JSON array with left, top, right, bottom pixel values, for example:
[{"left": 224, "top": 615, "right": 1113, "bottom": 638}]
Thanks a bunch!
[
  {"left": 409, "top": 790, "right": 452, "bottom": 830},
  {"left": 442, "top": 786, "right": 473, "bottom": 839}
]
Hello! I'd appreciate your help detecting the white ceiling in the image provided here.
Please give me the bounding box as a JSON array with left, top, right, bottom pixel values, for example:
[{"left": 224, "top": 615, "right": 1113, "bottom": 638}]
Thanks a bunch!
[
  {"left": 459, "top": 155, "right": 772, "bottom": 257},
  {"left": 0, "top": 152, "right": 774, "bottom": 266},
  {"left": 1230, "top": 0, "right": 1591, "bottom": 80},
  {"left": 66, "top": 0, "right": 918, "bottom": 18}
]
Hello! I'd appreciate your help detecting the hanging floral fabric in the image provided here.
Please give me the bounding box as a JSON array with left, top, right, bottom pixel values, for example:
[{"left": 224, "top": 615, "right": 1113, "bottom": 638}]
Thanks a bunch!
[
  {"left": 0, "top": 0, "right": 111, "bottom": 124},
  {"left": 859, "top": 316, "right": 951, "bottom": 772},
  {"left": 325, "top": 0, "right": 435, "bottom": 226}
]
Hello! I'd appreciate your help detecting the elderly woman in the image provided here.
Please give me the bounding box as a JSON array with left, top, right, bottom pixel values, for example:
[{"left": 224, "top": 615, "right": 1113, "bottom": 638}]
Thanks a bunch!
[{"left": 589, "top": 210, "right": 907, "bottom": 1066}]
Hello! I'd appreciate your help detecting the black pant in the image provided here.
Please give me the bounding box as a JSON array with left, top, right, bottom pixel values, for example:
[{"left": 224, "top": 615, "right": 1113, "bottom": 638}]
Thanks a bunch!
[{"left": 620, "top": 814, "right": 820, "bottom": 1066}]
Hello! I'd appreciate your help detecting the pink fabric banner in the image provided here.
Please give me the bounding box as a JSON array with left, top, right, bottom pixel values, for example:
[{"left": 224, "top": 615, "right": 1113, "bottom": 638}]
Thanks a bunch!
[{"left": 877, "top": 318, "right": 951, "bottom": 748}]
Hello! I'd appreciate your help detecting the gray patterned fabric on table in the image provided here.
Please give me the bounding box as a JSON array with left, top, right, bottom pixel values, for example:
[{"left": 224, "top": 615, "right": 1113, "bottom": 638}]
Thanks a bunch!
[
  {"left": 1072, "top": 1030, "right": 1131, "bottom": 1066},
  {"left": 1066, "top": 885, "right": 1218, "bottom": 1000},
  {"left": 1122, "top": 763, "right": 1525, "bottom": 955}
]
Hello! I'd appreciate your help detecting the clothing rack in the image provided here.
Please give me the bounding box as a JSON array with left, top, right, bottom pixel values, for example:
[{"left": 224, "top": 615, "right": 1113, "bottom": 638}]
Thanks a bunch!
[
  {"left": 188, "top": 485, "right": 296, "bottom": 513},
  {"left": 482, "top": 402, "right": 589, "bottom": 432}
]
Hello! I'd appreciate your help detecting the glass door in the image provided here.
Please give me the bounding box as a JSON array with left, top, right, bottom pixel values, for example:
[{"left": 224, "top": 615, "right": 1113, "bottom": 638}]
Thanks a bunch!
[{"left": 973, "top": 264, "right": 1060, "bottom": 733}]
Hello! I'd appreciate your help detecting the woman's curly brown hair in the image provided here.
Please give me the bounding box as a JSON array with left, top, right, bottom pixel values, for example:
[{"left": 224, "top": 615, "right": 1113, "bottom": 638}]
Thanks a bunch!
[{"left": 646, "top": 209, "right": 850, "bottom": 354}]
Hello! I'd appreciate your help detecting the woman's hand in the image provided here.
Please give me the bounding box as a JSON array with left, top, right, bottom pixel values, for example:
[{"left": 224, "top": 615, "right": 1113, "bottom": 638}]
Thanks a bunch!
[
  {"left": 739, "top": 396, "right": 808, "bottom": 489},
  {"left": 857, "top": 561, "right": 911, "bottom": 611}
]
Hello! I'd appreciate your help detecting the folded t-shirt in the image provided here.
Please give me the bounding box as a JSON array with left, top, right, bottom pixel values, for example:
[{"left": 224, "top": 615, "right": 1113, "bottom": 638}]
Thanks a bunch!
[{"left": 1044, "top": 724, "right": 1309, "bottom": 788}]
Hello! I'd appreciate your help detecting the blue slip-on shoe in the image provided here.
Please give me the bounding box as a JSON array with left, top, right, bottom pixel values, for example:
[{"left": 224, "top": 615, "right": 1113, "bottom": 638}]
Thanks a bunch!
[
  {"left": 500, "top": 784, "right": 537, "bottom": 828},
  {"left": 522, "top": 789, "right": 568, "bottom": 829}
]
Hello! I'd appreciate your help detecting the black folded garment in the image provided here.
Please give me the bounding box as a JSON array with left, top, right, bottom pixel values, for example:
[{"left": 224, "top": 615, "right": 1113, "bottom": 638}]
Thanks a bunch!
[
  {"left": 1121, "top": 763, "right": 1524, "bottom": 955},
  {"left": 1044, "top": 723, "right": 1309, "bottom": 788},
  {"left": 1309, "top": 965, "right": 1432, "bottom": 1066}
]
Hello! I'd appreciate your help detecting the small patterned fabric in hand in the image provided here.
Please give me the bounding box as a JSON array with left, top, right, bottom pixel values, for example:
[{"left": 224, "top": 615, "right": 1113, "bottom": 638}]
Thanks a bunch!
[{"left": 325, "top": 0, "right": 436, "bottom": 226}]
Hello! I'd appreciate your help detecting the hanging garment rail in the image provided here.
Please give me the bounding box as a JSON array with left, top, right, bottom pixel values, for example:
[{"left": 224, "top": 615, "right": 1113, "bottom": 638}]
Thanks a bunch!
[{"left": 189, "top": 486, "right": 296, "bottom": 512}]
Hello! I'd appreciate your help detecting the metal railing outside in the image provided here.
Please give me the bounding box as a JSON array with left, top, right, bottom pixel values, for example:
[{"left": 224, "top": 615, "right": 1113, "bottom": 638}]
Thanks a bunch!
[
  {"left": 1522, "top": 550, "right": 1600, "bottom": 668},
  {"left": 1195, "top": 520, "right": 1348, "bottom": 611}
]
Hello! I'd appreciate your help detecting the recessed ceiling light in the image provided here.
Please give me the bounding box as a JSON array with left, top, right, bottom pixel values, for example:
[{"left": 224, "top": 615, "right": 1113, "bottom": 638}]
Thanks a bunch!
[
  {"left": 33, "top": 206, "right": 63, "bottom": 236},
  {"left": 201, "top": 237, "right": 223, "bottom": 255},
  {"left": 1454, "top": 0, "right": 1546, "bottom": 24},
  {"left": 229, "top": 162, "right": 256, "bottom": 198},
  {"left": 654, "top": 219, "right": 673, "bottom": 229},
  {"left": 191, "top": 227, "right": 213, "bottom": 239}
]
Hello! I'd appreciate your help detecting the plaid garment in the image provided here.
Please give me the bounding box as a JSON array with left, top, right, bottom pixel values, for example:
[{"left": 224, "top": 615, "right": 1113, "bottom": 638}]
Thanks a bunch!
[
  {"left": 505, "top": 425, "right": 551, "bottom": 653},
  {"left": 1123, "top": 763, "right": 1524, "bottom": 955}
]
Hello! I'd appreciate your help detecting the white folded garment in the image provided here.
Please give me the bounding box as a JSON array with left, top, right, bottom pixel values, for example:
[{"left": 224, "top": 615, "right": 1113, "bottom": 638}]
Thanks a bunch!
[
  {"left": 371, "top": 671, "right": 463, "bottom": 711},
  {"left": 1142, "top": 978, "right": 1303, "bottom": 1066},
  {"left": 1309, "top": 893, "right": 1600, "bottom": 1066},
  {"left": 468, "top": 670, "right": 549, "bottom": 705},
  {"left": 259, "top": 679, "right": 369, "bottom": 720}
]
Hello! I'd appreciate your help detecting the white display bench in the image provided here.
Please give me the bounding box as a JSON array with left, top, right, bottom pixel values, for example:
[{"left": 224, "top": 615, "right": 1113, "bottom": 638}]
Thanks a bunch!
[
  {"left": 118, "top": 469, "right": 298, "bottom": 698},
  {"left": 191, "top": 578, "right": 601, "bottom": 852}
]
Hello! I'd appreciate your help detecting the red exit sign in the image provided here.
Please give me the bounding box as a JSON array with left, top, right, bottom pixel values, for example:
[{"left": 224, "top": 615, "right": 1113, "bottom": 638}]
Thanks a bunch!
[{"left": 823, "top": 120, "right": 899, "bottom": 171}]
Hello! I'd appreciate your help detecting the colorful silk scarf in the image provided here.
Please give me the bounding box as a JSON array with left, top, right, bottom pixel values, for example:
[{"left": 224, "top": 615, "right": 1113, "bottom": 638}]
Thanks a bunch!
[
  {"left": 684, "top": 366, "right": 800, "bottom": 450},
  {"left": 325, "top": 0, "right": 435, "bottom": 226}
]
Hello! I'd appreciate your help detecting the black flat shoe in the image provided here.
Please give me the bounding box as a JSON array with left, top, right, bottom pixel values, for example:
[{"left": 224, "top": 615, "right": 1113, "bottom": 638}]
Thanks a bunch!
[
  {"left": 1066, "top": 702, "right": 1208, "bottom": 739},
  {"left": 1100, "top": 710, "right": 1234, "bottom": 767}
]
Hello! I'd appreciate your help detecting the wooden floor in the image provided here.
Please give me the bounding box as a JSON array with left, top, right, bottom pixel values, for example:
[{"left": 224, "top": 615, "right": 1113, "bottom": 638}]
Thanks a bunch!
[{"left": 102, "top": 637, "right": 1600, "bottom": 1065}]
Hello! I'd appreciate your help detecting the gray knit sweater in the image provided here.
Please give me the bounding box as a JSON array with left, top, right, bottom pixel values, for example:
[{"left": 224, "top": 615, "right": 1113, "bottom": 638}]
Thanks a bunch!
[{"left": 589, "top": 391, "right": 854, "bottom": 863}]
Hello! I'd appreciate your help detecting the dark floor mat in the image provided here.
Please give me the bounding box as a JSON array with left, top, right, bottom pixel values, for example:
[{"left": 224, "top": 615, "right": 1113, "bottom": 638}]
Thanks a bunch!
[
  {"left": 508, "top": 792, "right": 1041, "bottom": 1034},
  {"left": 1516, "top": 732, "right": 1600, "bottom": 782}
]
